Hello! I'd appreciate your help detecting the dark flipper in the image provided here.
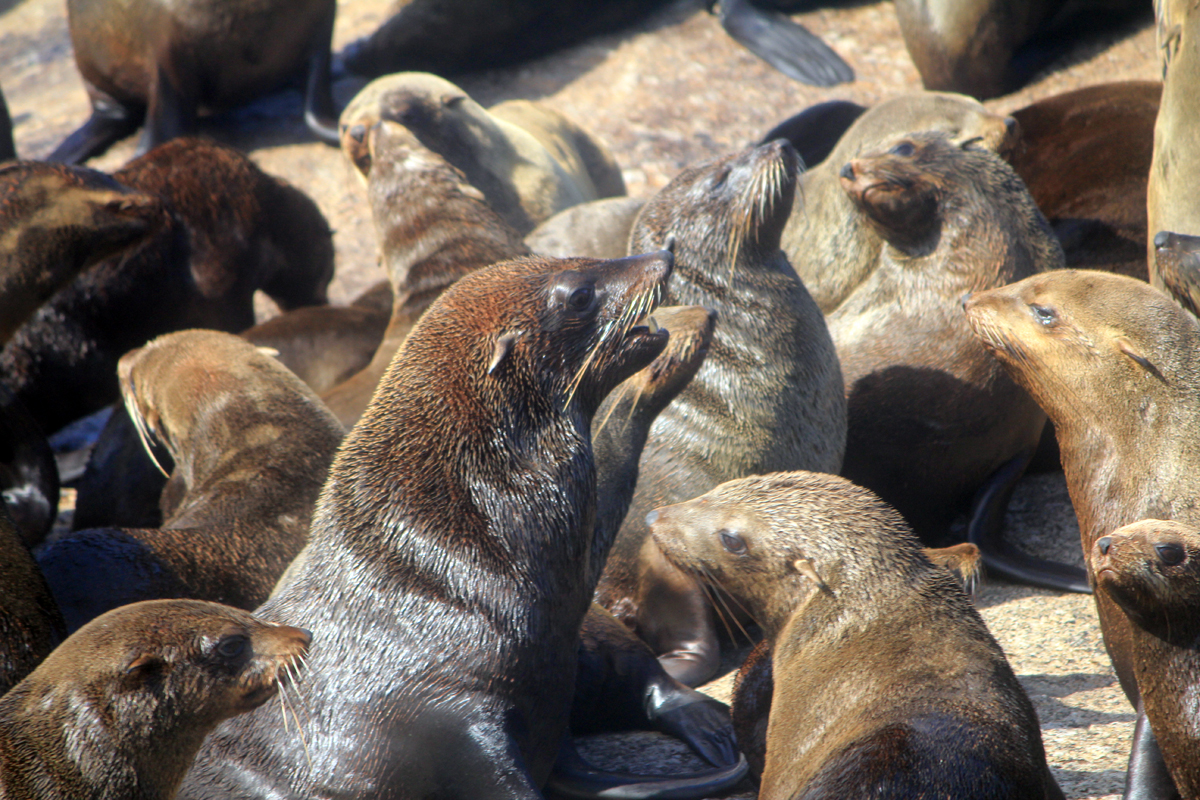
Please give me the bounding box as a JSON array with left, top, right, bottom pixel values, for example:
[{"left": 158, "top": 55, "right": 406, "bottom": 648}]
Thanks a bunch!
[
  {"left": 548, "top": 738, "right": 748, "bottom": 800},
  {"left": 0, "top": 86, "right": 15, "bottom": 161},
  {"left": 712, "top": 0, "right": 853, "bottom": 87},
  {"left": 0, "top": 385, "right": 58, "bottom": 549},
  {"left": 302, "top": 8, "right": 340, "bottom": 146},
  {"left": 1154, "top": 230, "right": 1200, "bottom": 318},
  {"left": 757, "top": 100, "right": 866, "bottom": 168},
  {"left": 1124, "top": 703, "right": 1181, "bottom": 800},
  {"left": 967, "top": 450, "right": 1091, "bottom": 594},
  {"left": 46, "top": 96, "right": 142, "bottom": 165}
]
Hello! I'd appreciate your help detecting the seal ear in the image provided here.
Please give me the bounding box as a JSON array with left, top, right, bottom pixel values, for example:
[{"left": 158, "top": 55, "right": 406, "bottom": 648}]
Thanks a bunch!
[
  {"left": 487, "top": 331, "right": 523, "bottom": 376},
  {"left": 1116, "top": 337, "right": 1167, "bottom": 383},
  {"left": 124, "top": 654, "right": 164, "bottom": 684},
  {"left": 792, "top": 557, "right": 827, "bottom": 590}
]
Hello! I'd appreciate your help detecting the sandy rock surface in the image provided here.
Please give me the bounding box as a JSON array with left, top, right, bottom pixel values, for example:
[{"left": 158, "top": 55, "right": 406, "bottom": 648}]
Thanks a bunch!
[{"left": 0, "top": 1, "right": 1162, "bottom": 797}]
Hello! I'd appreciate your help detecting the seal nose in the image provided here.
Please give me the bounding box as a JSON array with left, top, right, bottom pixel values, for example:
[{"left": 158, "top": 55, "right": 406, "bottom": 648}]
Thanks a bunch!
[
  {"left": 839, "top": 162, "right": 855, "bottom": 180},
  {"left": 1154, "top": 230, "right": 1171, "bottom": 249},
  {"left": 1097, "top": 536, "right": 1112, "bottom": 556},
  {"left": 961, "top": 292, "right": 973, "bottom": 312},
  {"left": 645, "top": 510, "right": 659, "bottom": 527}
]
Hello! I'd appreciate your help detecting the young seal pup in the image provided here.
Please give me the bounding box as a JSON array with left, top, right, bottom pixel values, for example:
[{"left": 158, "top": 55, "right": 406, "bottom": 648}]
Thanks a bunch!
[
  {"left": 1094, "top": 519, "right": 1200, "bottom": 800},
  {"left": 38, "top": 330, "right": 345, "bottom": 632},
  {"left": 0, "top": 598, "right": 310, "bottom": 800},
  {"left": 599, "top": 139, "right": 846, "bottom": 687},
  {"left": 965, "top": 269, "right": 1200, "bottom": 799},
  {"left": 649, "top": 471, "right": 1064, "bottom": 800}
]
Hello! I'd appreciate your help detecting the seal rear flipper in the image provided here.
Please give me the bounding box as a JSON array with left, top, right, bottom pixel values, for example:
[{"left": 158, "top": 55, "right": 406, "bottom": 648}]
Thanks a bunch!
[
  {"left": 547, "top": 738, "right": 749, "bottom": 800},
  {"left": 712, "top": 0, "right": 853, "bottom": 87},
  {"left": 967, "top": 450, "right": 1091, "bottom": 594},
  {"left": 46, "top": 95, "right": 143, "bottom": 165}
]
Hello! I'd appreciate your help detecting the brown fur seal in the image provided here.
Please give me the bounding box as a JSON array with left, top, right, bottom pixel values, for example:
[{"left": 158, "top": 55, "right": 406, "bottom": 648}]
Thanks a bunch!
[
  {"left": 780, "top": 91, "right": 1018, "bottom": 314},
  {"left": 1093, "top": 520, "right": 1200, "bottom": 800},
  {"left": 1154, "top": 230, "right": 1200, "bottom": 317},
  {"left": 38, "top": 330, "right": 345, "bottom": 633},
  {"left": 598, "top": 139, "right": 847, "bottom": 687},
  {"left": 964, "top": 268, "right": 1200, "bottom": 799},
  {"left": 649, "top": 471, "right": 1064, "bottom": 800},
  {"left": 48, "top": 0, "right": 338, "bottom": 164},
  {"left": 525, "top": 197, "right": 645, "bottom": 260},
  {"left": 0, "top": 507, "right": 65, "bottom": 695},
  {"left": 1, "top": 138, "right": 334, "bottom": 436},
  {"left": 1008, "top": 81, "right": 1160, "bottom": 281},
  {"left": 1148, "top": 0, "right": 1200, "bottom": 285},
  {"left": 338, "top": 74, "right": 617, "bottom": 235},
  {"left": 322, "top": 120, "right": 530, "bottom": 427},
  {"left": 831, "top": 131, "right": 1083, "bottom": 591},
  {"left": 174, "top": 250, "right": 720, "bottom": 799},
  {"left": 0, "top": 598, "right": 310, "bottom": 800}
]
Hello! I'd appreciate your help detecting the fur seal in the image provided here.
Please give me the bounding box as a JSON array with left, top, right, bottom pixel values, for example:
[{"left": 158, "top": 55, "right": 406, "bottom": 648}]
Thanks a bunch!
[
  {"left": 38, "top": 330, "right": 345, "bottom": 633},
  {"left": 964, "top": 268, "right": 1200, "bottom": 799},
  {"left": 780, "top": 91, "right": 1018, "bottom": 314},
  {"left": 338, "top": 74, "right": 619, "bottom": 235},
  {"left": 322, "top": 119, "right": 530, "bottom": 427},
  {"left": 174, "top": 250, "right": 706, "bottom": 799},
  {"left": 49, "top": 0, "right": 338, "bottom": 164},
  {"left": 1009, "top": 81, "right": 1160, "bottom": 281},
  {"left": 649, "top": 471, "right": 1064, "bottom": 800},
  {"left": 598, "top": 139, "right": 847, "bottom": 687},
  {"left": 831, "top": 131, "right": 1084, "bottom": 592},
  {"left": 0, "top": 598, "right": 310, "bottom": 800},
  {"left": 1093, "top": 519, "right": 1200, "bottom": 800},
  {"left": 1148, "top": 0, "right": 1200, "bottom": 286},
  {"left": 525, "top": 197, "right": 645, "bottom": 260},
  {"left": 0, "top": 507, "right": 65, "bottom": 696},
  {"left": 757, "top": 99, "right": 866, "bottom": 168},
  {"left": 1154, "top": 230, "right": 1200, "bottom": 317},
  {"left": 710, "top": 0, "right": 853, "bottom": 87},
  {"left": 1, "top": 138, "right": 334, "bottom": 436}
]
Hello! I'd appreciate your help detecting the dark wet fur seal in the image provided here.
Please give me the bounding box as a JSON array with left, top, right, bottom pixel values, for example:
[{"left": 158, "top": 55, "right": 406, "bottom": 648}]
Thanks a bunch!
[
  {"left": 1009, "top": 81, "right": 1160, "bottom": 281},
  {"left": 38, "top": 330, "right": 345, "bottom": 633},
  {"left": 0, "top": 598, "right": 310, "bottom": 800},
  {"left": 175, "top": 250, "right": 699, "bottom": 799},
  {"left": 342, "top": 0, "right": 673, "bottom": 78},
  {"left": 1, "top": 138, "right": 334, "bottom": 436},
  {"left": 757, "top": 99, "right": 866, "bottom": 168},
  {"left": 831, "top": 131, "right": 1085, "bottom": 592},
  {"left": 650, "top": 471, "right": 1064, "bottom": 800},
  {"left": 71, "top": 404, "right": 169, "bottom": 531},
  {"left": 964, "top": 268, "right": 1200, "bottom": 798},
  {"left": 1093, "top": 520, "right": 1200, "bottom": 800},
  {"left": 49, "top": 0, "right": 338, "bottom": 164},
  {"left": 894, "top": 0, "right": 1149, "bottom": 100},
  {"left": 1148, "top": 0, "right": 1200, "bottom": 285},
  {"left": 1154, "top": 230, "right": 1200, "bottom": 317},
  {"left": 598, "top": 140, "right": 846, "bottom": 687},
  {"left": 0, "top": 507, "right": 65, "bottom": 696},
  {"left": 781, "top": 91, "right": 1018, "bottom": 314},
  {"left": 322, "top": 119, "right": 530, "bottom": 427}
]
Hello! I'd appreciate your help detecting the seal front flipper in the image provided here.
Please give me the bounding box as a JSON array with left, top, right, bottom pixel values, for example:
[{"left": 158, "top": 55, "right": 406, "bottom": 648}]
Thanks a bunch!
[
  {"left": 711, "top": 0, "right": 853, "bottom": 87},
  {"left": 302, "top": 6, "right": 340, "bottom": 146},
  {"left": 1124, "top": 704, "right": 1180, "bottom": 800},
  {"left": 548, "top": 738, "right": 749, "bottom": 800},
  {"left": 46, "top": 94, "right": 142, "bottom": 165},
  {"left": 967, "top": 450, "right": 1091, "bottom": 594},
  {"left": 1154, "top": 231, "right": 1200, "bottom": 318},
  {"left": 758, "top": 100, "right": 866, "bottom": 168}
]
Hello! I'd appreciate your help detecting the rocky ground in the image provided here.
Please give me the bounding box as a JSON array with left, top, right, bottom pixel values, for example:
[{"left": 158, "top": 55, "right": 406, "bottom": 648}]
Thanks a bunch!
[{"left": 0, "top": 0, "right": 1163, "bottom": 797}]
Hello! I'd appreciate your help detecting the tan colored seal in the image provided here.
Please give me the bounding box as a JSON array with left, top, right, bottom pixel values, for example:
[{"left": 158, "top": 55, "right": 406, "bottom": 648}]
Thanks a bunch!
[
  {"left": 0, "top": 598, "right": 309, "bottom": 800},
  {"left": 648, "top": 471, "right": 1063, "bottom": 800}
]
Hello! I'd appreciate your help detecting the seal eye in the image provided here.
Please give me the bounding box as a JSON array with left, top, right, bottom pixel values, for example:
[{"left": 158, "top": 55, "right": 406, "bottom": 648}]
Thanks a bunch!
[
  {"left": 889, "top": 141, "right": 915, "bottom": 157},
  {"left": 215, "top": 634, "right": 248, "bottom": 660},
  {"left": 1030, "top": 304, "right": 1058, "bottom": 327},
  {"left": 718, "top": 529, "right": 747, "bottom": 555},
  {"left": 1156, "top": 543, "right": 1186, "bottom": 566},
  {"left": 567, "top": 285, "right": 595, "bottom": 313}
]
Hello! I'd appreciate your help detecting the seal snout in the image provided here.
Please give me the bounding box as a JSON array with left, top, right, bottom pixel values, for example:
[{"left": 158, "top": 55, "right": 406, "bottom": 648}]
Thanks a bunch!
[
  {"left": 839, "top": 161, "right": 855, "bottom": 181},
  {"left": 1097, "top": 536, "right": 1112, "bottom": 556}
]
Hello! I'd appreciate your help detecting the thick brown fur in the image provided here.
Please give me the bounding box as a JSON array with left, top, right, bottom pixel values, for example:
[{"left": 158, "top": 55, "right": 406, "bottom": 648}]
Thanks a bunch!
[
  {"left": 0, "top": 508, "right": 65, "bottom": 696},
  {"left": 598, "top": 140, "right": 846, "bottom": 687},
  {"left": 831, "top": 131, "right": 1056, "bottom": 543},
  {"left": 37, "top": 330, "right": 345, "bottom": 633},
  {"left": 1154, "top": 230, "right": 1200, "bottom": 317},
  {"left": 1093, "top": 520, "right": 1200, "bottom": 800},
  {"left": 781, "top": 91, "right": 1018, "bottom": 313},
  {"left": 651, "top": 471, "right": 1062, "bottom": 800},
  {"left": 0, "top": 138, "right": 334, "bottom": 435},
  {"left": 1010, "top": 81, "right": 1160, "bottom": 281},
  {"left": 0, "top": 599, "right": 309, "bottom": 800}
]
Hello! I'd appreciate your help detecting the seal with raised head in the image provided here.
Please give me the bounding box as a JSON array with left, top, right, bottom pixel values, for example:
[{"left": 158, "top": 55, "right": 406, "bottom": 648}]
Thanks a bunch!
[
  {"left": 49, "top": 0, "right": 339, "bottom": 164},
  {"left": 649, "top": 471, "right": 1064, "bottom": 800},
  {"left": 779, "top": 91, "right": 1018, "bottom": 314},
  {"left": 964, "top": 268, "right": 1200, "bottom": 799},
  {"left": 598, "top": 139, "right": 847, "bottom": 687},
  {"left": 38, "top": 329, "right": 345, "bottom": 633},
  {"left": 1093, "top": 519, "right": 1200, "bottom": 800},
  {"left": 831, "top": 131, "right": 1083, "bottom": 591},
  {"left": 1, "top": 138, "right": 334, "bottom": 436},
  {"left": 174, "top": 250, "right": 700, "bottom": 799},
  {"left": 0, "top": 598, "right": 310, "bottom": 800}
]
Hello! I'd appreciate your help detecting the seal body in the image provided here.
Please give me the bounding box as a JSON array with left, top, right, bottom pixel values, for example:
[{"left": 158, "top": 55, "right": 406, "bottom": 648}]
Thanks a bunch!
[
  {"left": 50, "top": 0, "right": 338, "bottom": 163},
  {"left": 598, "top": 140, "right": 846, "bottom": 686},
  {"left": 178, "top": 251, "right": 673, "bottom": 799},
  {"left": 649, "top": 471, "right": 1063, "bottom": 800},
  {"left": 0, "top": 598, "right": 309, "bottom": 800},
  {"left": 0, "top": 508, "right": 65, "bottom": 695},
  {"left": 38, "top": 330, "right": 345, "bottom": 632},
  {"left": 526, "top": 197, "right": 645, "bottom": 260}
]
